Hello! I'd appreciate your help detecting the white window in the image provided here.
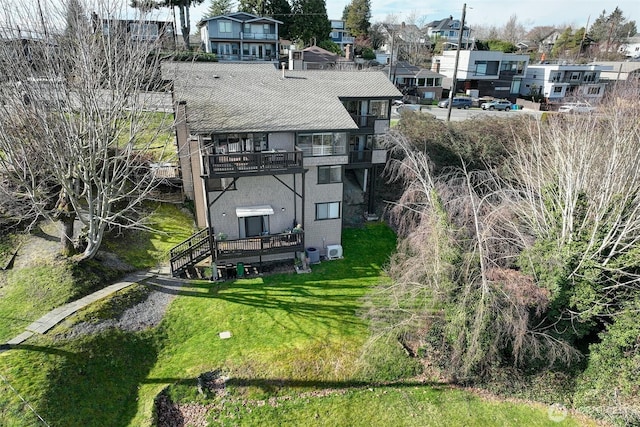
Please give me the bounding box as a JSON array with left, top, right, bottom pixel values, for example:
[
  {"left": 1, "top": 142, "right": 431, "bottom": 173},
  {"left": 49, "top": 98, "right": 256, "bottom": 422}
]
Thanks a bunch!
[
  {"left": 316, "top": 202, "right": 340, "bottom": 220},
  {"left": 587, "top": 86, "right": 600, "bottom": 95},
  {"left": 219, "top": 21, "right": 232, "bottom": 33}
]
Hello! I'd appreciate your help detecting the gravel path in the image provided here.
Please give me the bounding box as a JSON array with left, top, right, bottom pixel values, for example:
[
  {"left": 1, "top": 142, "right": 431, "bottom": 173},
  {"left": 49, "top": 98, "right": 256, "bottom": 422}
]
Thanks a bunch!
[{"left": 60, "top": 276, "right": 183, "bottom": 339}]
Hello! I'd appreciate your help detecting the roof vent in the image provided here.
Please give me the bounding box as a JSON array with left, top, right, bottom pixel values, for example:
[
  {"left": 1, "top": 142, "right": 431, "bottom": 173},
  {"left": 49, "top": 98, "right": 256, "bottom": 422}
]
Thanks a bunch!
[{"left": 213, "top": 75, "right": 220, "bottom": 79}]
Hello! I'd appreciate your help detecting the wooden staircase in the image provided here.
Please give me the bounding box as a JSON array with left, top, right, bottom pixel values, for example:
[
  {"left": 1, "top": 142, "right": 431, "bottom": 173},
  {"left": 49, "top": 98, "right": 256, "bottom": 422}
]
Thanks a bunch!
[{"left": 169, "top": 229, "right": 212, "bottom": 277}]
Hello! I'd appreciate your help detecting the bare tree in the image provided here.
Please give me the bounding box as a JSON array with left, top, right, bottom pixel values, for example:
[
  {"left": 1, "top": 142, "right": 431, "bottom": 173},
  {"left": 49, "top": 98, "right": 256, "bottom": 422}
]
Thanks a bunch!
[
  {"left": 368, "top": 129, "right": 578, "bottom": 380},
  {"left": 507, "top": 92, "right": 640, "bottom": 321},
  {"left": 0, "top": 0, "right": 174, "bottom": 260},
  {"left": 500, "top": 14, "right": 526, "bottom": 44}
]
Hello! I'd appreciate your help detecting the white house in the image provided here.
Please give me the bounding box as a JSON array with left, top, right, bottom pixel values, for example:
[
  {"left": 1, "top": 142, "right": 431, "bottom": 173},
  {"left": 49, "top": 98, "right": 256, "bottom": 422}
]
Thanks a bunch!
[
  {"left": 520, "top": 64, "right": 609, "bottom": 102},
  {"left": 432, "top": 50, "right": 529, "bottom": 100}
]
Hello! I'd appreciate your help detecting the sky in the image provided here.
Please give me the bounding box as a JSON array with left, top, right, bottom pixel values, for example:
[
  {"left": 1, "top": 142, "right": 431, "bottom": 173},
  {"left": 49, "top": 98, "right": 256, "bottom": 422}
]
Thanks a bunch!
[{"left": 189, "top": 0, "right": 640, "bottom": 32}]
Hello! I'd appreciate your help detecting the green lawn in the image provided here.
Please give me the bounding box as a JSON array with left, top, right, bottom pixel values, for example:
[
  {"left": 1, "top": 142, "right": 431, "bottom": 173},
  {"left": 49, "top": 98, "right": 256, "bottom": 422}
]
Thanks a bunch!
[{"left": 0, "top": 220, "right": 593, "bottom": 426}]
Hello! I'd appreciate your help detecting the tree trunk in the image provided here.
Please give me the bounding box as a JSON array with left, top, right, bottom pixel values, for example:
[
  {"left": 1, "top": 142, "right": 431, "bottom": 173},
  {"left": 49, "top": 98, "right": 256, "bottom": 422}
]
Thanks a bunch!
[
  {"left": 60, "top": 214, "right": 75, "bottom": 256},
  {"left": 58, "top": 191, "right": 76, "bottom": 256},
  {"left": 179, "top": 5, "right": 191, "bottom": 51}
]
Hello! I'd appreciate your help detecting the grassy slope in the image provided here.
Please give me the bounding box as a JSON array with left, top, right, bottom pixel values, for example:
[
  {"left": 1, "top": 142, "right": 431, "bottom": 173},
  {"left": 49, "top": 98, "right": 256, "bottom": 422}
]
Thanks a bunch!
[{"left": 0, "top": 220, "right": 593, "bottom": 426}]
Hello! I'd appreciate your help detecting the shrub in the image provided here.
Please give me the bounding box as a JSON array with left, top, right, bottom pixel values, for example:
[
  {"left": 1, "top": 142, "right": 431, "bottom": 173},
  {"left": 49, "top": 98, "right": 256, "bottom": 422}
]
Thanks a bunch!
[{"left": 573, "top": 298, "right": 640, "bottom": 425}]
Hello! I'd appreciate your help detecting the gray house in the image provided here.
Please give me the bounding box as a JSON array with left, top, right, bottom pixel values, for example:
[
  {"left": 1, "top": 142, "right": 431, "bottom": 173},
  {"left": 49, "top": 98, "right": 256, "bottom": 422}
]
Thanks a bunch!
[
  {"left": 163, "top": 62, "right": 401, "bottom": 277},
  {"left": 198, "top": 12, "right": 281, "bottom": 61}
]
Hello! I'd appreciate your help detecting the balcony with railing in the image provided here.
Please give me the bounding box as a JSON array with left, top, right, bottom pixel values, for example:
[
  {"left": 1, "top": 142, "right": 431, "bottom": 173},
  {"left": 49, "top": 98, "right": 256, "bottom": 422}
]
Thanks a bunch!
[
  {"left": 203, "top": 150, "right": 304, "bottom": 178},
  {"left": 241, "top": 32, "right": 277, "bottom": 40},
  {"left": 348, "top": 149, "right": 373, "bottom": 165},
  {"left": 215, "top": 232, "right": 304, "bottom": 260},
  {"left": 349, "top": 114, "right": 378, "bottom": 129},
  {"left": 169, "top": 228, "right": 305, "bottom": 276}
]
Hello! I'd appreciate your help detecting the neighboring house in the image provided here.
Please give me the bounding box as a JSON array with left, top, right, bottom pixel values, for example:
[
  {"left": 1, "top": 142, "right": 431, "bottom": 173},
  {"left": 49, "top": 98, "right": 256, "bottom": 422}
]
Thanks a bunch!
[
  {"left": 518, "top": 28, "right": 563, "bottom": 55},
  {"left": 288, "top": 45, "right": 341, "bottom": 70},
  {"left": 162, "top": 62, "right": 401, "bottom": 277},
  {"left": 198, "top": 12, "right": 281, "bottom": 61},
  {"left": 520, "top": 63, "right": 609, "bottom": 102},
  {"left": 424, "top": 16, "right": 472, "bottom": 50},
  {"left": 97, "top": 15, "right": 175, "bottom": 50},
  {"left": 588, "top": 61, "right": 640, "bottom": 83},
  {"left": 433, "top": 50, "right": 529, "bottom": 101},
  {"left": 330, "top": 20, "right": 355, "bottom": 51},
  {"left": 382, "top": 61, "right": 445, "bottom": 101},
  {"left": 618, "top": 35, "right": 640, "bottom": 59}
]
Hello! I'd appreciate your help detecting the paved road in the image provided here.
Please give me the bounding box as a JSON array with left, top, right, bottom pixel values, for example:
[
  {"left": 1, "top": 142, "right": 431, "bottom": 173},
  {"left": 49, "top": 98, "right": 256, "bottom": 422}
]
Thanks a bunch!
[{"left": 393, "top": 105, "right": 543, "bottom": 121}]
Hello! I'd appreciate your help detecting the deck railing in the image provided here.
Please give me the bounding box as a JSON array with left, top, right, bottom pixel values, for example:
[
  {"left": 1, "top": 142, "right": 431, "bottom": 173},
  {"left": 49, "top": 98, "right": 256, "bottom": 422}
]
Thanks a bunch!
[
  {"left": 215, "top": 232, "right": 304, "bottom": 260},
  {"left": 204, "top": 151, "right": 303, "bottom": 177},
  {"left": 169, "top": 229, "right": 304, "bottom": 276},
  {"left": 169, "top": 228, "right": 211, "bottom": 276}
]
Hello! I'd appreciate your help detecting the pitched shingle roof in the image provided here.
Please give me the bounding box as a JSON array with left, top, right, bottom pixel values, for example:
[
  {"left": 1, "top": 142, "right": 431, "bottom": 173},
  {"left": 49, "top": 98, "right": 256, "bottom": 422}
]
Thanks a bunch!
[{"left": 163, "top": 62, "right": 402, "bottom": 134}]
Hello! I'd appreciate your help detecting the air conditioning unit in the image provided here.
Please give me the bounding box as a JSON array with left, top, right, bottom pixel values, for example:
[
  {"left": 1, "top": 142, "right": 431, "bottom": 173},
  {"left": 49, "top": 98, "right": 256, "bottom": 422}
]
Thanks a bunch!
[{"left": 326, "top": 244, "right": 343, "bottom": 260}]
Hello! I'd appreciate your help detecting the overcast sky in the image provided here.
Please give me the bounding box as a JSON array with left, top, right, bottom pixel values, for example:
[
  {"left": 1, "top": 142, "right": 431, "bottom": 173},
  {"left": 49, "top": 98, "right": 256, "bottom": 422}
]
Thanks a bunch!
[{"left": 189, "top": 0, "right": 639, "bottom": 32}]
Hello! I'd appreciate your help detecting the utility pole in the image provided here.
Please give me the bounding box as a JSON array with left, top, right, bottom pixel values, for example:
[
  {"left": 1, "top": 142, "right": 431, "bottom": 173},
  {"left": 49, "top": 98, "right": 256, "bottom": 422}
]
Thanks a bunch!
[{"left": 447, "top": 3, "right": 466, "bottom": 122}]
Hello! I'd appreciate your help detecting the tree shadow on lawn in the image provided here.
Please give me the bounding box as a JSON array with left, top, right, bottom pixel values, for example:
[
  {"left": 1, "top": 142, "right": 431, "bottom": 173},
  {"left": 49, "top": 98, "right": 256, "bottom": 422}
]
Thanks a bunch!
[
  {"left": 16, "top": 330, "right": 160, "bottom": 427},
  {"left": 147, "top": 275, "right": 371, "bottom": 330}
]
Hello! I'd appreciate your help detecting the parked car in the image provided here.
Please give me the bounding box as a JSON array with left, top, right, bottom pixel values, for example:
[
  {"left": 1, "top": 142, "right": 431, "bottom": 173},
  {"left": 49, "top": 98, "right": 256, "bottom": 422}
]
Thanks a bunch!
[
  {"left": 392, "top": 99, "right": 404, "bottom": 106},
  {"left": 481, "top": 99, "right": 513, "bottom": 111},
  {"left": 437, "top": 97, "right": 472, "bottom": 109},
  {"left": 558, "top": 102, "right": 595, "bottom": 113}
]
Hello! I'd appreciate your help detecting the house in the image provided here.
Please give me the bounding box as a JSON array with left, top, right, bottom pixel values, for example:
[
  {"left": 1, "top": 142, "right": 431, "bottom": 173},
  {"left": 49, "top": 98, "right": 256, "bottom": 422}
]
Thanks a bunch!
[
  {"left": 163, "top": 62, "right": 401, "bottom": 277},
  {"left": 423, "top": 16, "right": 472, "bottom": 50},
  {"left": 520, "top": 63, "right": 609, "bottom": 102},
  {"left": 432, "top": 50, "right": 529, "bottom": 101},
  {"left": 198, "top": 12, "right": 281, "bottom": 61},
  {"left": 288, "top": 45, "right": 341, "bottom": 70},
  {"left": 382, "top": 61, "right": 445, "bottom": 101},
  {"left": 330, "top": 20, "right": 355, "bottom": 51},
  {"left": 618, "top": 35, "right": 640, "bottom": 59},
  {"left": 96, "top": 15, "right": 175, "bottom": 50},
  {"left": 590, "top": 61, "right": 640, "bottom": 83}
]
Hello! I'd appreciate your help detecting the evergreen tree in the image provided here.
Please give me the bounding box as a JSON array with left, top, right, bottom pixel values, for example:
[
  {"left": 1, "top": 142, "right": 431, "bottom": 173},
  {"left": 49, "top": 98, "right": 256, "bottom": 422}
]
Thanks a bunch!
[
  {"left": 550, "top": 27, "right": 576, "bottom": 58},
  {"left": 343, "top": 0, "right": 370, "bottom": 37},
  {"left": 290, "top": 0, "right": 331, "bottom": 46},
  {"left": 206, "top": 0, "right": 234, "bottom": 17},
  {"left": 238, "top": 0, "right": 292, "bottom": 40},
  {"left": 589, "top": 7, "right": 637, "bottom": 52},
  {"left": 266, "top": 0, "right": 293, "bottom": 40}
]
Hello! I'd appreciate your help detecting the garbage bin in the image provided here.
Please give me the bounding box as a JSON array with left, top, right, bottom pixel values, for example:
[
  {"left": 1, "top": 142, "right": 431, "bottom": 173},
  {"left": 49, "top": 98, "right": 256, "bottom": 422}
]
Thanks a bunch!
[
  {"left": 306, "top": 247, "right": 320, "bottom": 264},
  {"left": 236, "top": 262, "right": 244, "bottom": 278},
  {"left": 226, "top": 263, "right": 235, "bottom": 279}
]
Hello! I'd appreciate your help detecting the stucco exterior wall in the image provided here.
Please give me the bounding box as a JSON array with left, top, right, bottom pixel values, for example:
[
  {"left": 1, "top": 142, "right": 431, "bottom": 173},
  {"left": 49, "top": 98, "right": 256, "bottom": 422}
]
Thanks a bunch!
[
  {"left": 303, "top": 166, "right": 343, "bottom": 252},
  {"left": 206, "top": 173, "right": 302, "bottom": 238}
]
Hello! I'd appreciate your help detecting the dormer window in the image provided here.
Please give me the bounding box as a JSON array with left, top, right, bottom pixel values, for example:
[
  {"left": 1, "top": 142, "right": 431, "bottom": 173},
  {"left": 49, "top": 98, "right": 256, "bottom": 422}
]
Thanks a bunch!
[{"left": 452, "top": 21, "right": 460, "bottom": 29}]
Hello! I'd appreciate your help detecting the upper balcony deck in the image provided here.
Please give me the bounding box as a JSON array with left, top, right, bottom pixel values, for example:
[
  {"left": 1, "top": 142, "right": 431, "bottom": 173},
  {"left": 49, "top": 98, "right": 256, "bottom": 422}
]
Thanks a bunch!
[{"left": 203, "top": 150, "right": 304, "bottom": 178}]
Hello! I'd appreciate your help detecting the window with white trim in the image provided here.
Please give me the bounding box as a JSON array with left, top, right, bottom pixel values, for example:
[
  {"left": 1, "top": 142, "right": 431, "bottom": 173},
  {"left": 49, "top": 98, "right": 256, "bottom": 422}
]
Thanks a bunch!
[
  {"left": 316, "top": 202, "right": 340, "bottom": 220},
  {"left": 219, "top": 21, "right": 232, "bottom": 33}
]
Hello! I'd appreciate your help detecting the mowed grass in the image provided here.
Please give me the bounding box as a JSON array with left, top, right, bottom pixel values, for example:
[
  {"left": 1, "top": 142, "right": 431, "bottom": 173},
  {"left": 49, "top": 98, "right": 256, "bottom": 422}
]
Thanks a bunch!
[
  {"left": 211, "top": 386, "right": 585, "bottom": 427},
  {"left": 0, "top": 220, "right": 593, "bottom": 426}
]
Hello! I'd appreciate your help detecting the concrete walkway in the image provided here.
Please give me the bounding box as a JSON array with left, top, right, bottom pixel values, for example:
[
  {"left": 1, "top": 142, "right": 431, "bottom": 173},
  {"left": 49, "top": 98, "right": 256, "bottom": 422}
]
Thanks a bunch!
[{"left": 1, "top": 269, "right": 164, "bottom": 352}]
